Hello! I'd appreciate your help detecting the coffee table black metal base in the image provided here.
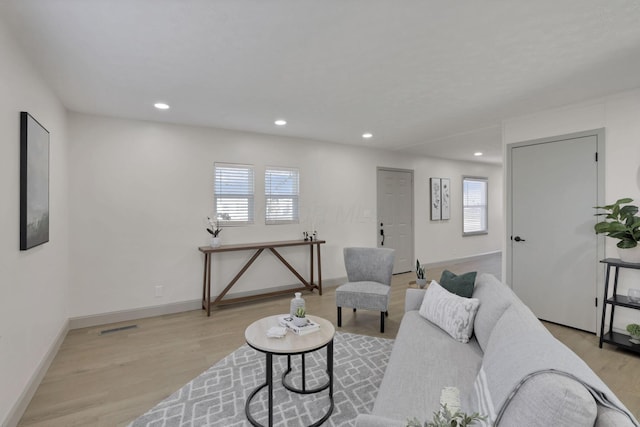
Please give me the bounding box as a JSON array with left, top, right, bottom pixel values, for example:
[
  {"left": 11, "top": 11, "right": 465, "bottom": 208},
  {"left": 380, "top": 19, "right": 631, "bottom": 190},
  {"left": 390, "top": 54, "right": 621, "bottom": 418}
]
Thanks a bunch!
[{"left": 245, "top": 339, "right": 334, "bottom": 427}]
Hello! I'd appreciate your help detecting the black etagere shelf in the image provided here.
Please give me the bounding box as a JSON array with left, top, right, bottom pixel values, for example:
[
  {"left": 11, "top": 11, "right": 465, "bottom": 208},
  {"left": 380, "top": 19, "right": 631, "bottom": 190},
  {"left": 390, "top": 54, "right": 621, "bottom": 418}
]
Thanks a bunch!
[{"left": 599, "top": 258, "right": 640, "bottom": 354}]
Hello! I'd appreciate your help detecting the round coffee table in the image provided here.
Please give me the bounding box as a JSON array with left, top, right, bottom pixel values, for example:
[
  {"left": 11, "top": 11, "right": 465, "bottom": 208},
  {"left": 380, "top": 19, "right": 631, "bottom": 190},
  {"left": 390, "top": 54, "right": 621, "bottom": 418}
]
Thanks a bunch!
[{"left": 244, "top": 314, "right": 336, "bottom": 427}]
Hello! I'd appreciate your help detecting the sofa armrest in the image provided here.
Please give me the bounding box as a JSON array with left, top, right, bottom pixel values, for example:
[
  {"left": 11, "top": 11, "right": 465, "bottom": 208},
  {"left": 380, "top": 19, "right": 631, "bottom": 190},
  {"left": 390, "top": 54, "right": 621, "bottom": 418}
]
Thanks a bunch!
[
  {"left": 405, "top": 288, "right": 426, "bottom": 312},
  {"left": 355, "top": 414, "right": 405, "bottom": 427}
]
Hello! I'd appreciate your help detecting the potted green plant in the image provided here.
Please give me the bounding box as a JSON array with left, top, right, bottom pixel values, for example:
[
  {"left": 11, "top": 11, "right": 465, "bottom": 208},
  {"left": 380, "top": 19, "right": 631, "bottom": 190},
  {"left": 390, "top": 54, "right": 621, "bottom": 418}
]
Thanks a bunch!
[
  {"left": 407, "top": 404, "right": 486, "bottom": 427},
  {"left": 416, "top": 259, "right": 427, "bottom": 289},
  {"left": 293, "top": 306, "right": 308, "bottom": 327},
  {"left": 594, "top": 198, "right": 640, "bottom": 263},
  {"left": 627, "top": 323, "right": 640, "bottom": 344}
]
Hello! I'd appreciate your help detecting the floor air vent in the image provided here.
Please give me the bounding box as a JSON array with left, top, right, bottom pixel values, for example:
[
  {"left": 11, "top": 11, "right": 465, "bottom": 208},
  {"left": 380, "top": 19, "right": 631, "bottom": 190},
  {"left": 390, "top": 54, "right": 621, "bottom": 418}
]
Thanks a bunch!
[{"left": 100, "top": 324, "right": 138, "bottom": 335}]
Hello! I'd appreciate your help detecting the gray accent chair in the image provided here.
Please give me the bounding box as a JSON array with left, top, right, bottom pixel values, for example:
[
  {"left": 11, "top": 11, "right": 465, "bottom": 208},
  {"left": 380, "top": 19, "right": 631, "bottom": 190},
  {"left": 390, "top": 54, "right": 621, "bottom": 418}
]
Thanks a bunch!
[{"left": 336, "top": 247, "right": 395, "bottom": 333}]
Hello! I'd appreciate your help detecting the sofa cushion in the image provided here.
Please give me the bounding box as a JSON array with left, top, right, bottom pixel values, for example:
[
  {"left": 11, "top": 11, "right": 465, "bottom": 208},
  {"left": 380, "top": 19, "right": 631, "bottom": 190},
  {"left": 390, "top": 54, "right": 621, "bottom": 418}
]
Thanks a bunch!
[
  {"left": 372, "top": 311, "right": 483, "bottom": 423},
  {"left": 440, "top": 269, "right": 476, "bottom": 297},
  {"left": 471, "top": 273, "right": 517, "bottom": 351},
  {"left": 419, "top": 281, "right": 480, "bottom": 343}
]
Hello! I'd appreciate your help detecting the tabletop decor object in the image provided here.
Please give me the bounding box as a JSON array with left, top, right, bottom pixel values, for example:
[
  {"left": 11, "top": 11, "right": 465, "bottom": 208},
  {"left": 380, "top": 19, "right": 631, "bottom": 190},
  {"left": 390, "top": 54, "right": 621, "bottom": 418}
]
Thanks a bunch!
[
  {"left": 290, "top": 292, "right": 305, "bottom": 317},
  {"left": 416, "top": 259, "right": 427, "bottom": 288},
  {"left": 293, "top": 306, "right": 307, "bottom": 327},
  {"left": 207, "top": 213, "right": 230, "bottom": 247},
  {"left": 627, "top": 323, "right": 640, "bottom": 344}
]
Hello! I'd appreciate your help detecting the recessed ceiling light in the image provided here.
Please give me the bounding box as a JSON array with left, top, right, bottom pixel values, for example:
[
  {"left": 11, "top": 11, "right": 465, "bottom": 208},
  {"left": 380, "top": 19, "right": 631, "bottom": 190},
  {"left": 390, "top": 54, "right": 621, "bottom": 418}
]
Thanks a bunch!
[
  {"left": 474, "top": 152, "right": 484, "bottom": 157},
  {"left": 362, "top": 132, "right": 373, "bottom": 139},
  {"left": 275, "top": 119, "right": 287, "bottom": 126},
  {"left": 154, "top": 102, "right": 170, "bottom": 110}
]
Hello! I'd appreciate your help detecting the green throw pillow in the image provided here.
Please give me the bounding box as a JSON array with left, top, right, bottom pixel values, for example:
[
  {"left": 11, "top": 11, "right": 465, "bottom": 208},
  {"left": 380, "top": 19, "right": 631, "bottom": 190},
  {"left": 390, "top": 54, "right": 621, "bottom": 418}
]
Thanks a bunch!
[{"left": 439, "top": 270, "right": 476, "bottom": 298}]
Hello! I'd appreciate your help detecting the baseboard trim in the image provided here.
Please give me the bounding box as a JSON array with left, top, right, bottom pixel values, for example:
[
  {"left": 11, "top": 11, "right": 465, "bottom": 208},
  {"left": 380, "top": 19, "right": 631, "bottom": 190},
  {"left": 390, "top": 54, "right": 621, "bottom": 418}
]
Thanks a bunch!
[
  {"left": 69, "top": 278, "right": 345, "bottom": 330},
  {"left": 68, "top": 300, "right": 202, "bottom": 330},
  {"left": 422, "top": 250, "right": 501, "bottom": 270},
  {"left": 68, "top": 253, "right": 502, "bottom": 329},
  {"left": 3, "top": 319, "right": 69, "bottom": 427}
]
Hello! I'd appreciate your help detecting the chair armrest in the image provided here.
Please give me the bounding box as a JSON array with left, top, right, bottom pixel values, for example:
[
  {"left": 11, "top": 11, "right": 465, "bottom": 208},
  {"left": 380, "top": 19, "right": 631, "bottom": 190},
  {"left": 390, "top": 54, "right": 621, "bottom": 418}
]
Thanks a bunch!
[{"left": 405, "top": 288, "right": 426, "bottom": 312}]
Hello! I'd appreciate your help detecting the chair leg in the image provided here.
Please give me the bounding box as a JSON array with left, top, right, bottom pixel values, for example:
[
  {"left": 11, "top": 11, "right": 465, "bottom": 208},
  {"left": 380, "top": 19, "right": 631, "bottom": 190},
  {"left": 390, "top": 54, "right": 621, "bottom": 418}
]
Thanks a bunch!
[
  {"left": 380, "top": 311, "right": 385, "bottom": 333},
  {"left": 337, "top": 307, "right": 342, "bottom": 327}
]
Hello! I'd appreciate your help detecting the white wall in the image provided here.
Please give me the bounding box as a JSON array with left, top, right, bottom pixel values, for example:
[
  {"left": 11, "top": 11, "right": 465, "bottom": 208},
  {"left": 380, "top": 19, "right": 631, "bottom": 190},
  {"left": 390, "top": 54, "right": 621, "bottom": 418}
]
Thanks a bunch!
[
  {"left": 413, "top": 160, "right": 503, "bottom": 265},
  {"left": 503, "top": 89, "right": 640, "bottom": 332},
  {"left": 0, "top": 22, "right": 70, "bottom": 425},
  {"left": 0, "top": 22, "right": 502, "bottom": 420},
  {"left": 68, "top": 112, "right": 503, "bottom": 318}
]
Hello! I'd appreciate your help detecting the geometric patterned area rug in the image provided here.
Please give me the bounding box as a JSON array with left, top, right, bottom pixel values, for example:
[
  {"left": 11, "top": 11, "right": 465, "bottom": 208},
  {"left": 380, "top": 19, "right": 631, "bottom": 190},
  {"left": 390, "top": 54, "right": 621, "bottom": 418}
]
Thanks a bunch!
[{"left": 129, "top": 332, "right": 394, "bottom": 427}]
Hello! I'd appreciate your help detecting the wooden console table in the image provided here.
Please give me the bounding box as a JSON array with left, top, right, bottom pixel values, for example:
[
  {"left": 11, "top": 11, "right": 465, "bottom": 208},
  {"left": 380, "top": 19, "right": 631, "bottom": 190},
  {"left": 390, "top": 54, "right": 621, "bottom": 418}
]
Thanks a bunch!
[{"left": 198, "top": 240, "right": 326, "bottom": 316}]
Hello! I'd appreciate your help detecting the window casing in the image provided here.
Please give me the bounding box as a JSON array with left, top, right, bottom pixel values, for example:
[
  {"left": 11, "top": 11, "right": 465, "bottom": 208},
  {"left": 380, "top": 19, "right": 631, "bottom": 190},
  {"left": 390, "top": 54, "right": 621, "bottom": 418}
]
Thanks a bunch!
[
  {"left": 463, "top": 177, "right": 488, "bottom": 236},
  {"left": 265, "top": 167, "right": 299, "bottom": 224},
  {"left": 214, "top": 163, "right": 254, "bottom": 225}
]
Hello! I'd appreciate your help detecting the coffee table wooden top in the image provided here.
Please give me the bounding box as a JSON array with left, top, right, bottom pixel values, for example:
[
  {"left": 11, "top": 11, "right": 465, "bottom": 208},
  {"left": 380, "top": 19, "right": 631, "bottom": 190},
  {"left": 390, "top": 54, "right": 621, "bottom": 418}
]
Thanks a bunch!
[{"left": 245, "top": 314, "right": 335, "bottom": 354}]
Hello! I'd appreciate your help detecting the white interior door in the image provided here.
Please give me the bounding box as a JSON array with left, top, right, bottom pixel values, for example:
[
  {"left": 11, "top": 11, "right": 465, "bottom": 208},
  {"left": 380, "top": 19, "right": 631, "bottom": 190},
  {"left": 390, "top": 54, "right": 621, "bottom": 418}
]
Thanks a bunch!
[
  {"left": 510, "top": 133, "right": 600, "bottom": 332},
  {"left": 377, "top": 168, "right": 413, "bottom": 273}
]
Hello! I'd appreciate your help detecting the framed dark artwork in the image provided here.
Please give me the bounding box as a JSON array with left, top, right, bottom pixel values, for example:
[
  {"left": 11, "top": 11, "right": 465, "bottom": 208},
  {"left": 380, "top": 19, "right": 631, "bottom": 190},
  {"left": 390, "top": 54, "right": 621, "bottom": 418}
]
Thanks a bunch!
[
  {"left": 430, "top": 177, "right": 441, "bottom": 220},
  {"left": 441, "top": 178, "right": 450, "bottom": 220},
  {"left": 20, "top": 112, "right": 50, "bottom": 250}
]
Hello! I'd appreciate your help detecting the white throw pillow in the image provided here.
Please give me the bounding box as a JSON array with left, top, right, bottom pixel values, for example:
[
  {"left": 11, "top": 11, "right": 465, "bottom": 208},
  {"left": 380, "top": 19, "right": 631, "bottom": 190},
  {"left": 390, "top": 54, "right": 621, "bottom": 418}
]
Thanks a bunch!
[{"left": 419, "top": 280, "right": 480, "bottom": 343}]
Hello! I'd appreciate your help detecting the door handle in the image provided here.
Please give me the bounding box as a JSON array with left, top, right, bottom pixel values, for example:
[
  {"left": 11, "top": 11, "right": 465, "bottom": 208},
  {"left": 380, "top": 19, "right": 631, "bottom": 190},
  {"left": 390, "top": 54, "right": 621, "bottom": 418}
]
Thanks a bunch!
[{"left": 513, "top": 236, "right": 526, "bottom": 242}]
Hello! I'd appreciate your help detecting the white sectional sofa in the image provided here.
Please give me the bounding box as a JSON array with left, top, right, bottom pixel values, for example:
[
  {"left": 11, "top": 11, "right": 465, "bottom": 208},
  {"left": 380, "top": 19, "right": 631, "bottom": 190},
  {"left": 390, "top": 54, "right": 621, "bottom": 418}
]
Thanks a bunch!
[{"left": 356, "top": 273, "right": 638, "bottom": 427}]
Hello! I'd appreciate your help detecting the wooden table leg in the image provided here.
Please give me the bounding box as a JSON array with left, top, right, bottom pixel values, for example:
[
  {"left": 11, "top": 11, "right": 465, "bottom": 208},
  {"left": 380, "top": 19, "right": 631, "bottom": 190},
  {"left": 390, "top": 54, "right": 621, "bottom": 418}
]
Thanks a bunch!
[
  {"left": 206, "top": 253, "right": 212, "bottom": 317},
  {"left": 310, "top": 244, "right": 314, "bottom": 289},
  {"left": 202, "top": 253, "right": 207, "bottom": 310}
]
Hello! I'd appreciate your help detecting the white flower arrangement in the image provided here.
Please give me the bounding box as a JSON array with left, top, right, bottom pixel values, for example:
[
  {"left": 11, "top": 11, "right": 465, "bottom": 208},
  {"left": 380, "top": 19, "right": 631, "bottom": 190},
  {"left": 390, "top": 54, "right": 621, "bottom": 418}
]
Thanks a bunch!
[{"left": 206, "top": 213, "right": 230, "bottom": 237}]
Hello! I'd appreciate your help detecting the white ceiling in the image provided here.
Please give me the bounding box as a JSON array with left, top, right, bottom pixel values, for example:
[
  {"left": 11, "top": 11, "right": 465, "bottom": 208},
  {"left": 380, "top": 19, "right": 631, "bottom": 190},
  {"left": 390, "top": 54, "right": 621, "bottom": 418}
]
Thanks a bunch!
[{"left": 3, "top": 1, "right": 640, "bottom": 165}]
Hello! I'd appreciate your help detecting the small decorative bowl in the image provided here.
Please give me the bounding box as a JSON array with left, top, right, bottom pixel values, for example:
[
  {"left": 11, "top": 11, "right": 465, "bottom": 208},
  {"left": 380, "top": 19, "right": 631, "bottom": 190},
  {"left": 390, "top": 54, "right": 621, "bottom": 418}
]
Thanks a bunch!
[{"left": 628, "top": 288, "right": 640, "bottom": 303}]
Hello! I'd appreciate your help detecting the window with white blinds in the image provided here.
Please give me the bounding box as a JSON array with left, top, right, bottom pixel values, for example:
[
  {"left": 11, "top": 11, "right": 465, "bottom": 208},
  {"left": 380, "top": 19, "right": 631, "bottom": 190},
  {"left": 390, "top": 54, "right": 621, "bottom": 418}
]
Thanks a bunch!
[
  {"left": 265, "top": 167, "right": 299, "bottom": 224},
  {"left": 214, "top": 163, "right": 254, "bottom": 225},
  {"left": 463, "top": 177, "right": 488, "bottom": 236}
]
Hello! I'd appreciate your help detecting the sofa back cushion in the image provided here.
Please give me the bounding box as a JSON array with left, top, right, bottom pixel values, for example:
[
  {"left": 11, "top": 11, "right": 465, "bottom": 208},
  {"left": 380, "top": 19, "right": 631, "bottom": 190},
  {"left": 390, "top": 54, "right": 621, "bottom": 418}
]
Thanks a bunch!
[{"left": 471, "top": 273, "right": 517, "bottom": 351}]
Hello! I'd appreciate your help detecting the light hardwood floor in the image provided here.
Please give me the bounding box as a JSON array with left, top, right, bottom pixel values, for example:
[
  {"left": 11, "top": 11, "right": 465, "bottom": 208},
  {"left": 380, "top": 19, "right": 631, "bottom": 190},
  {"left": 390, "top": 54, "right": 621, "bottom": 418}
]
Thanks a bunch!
[{"left": 17, "top": 254, "right": 640, "bottom": 426}]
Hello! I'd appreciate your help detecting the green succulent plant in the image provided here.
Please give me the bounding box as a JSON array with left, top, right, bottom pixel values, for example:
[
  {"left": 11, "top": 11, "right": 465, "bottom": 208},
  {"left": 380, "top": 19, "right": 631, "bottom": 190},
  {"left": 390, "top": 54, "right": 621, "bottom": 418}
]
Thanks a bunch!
[
  {"left": 626, "top": 323, "right": 640, "bottom": 337},
  {"left": 294, "top": 306, "right": 306, "bottom": 318},
  {"left": 594, "top": 198, "right": 640, "bottom": 249}
]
